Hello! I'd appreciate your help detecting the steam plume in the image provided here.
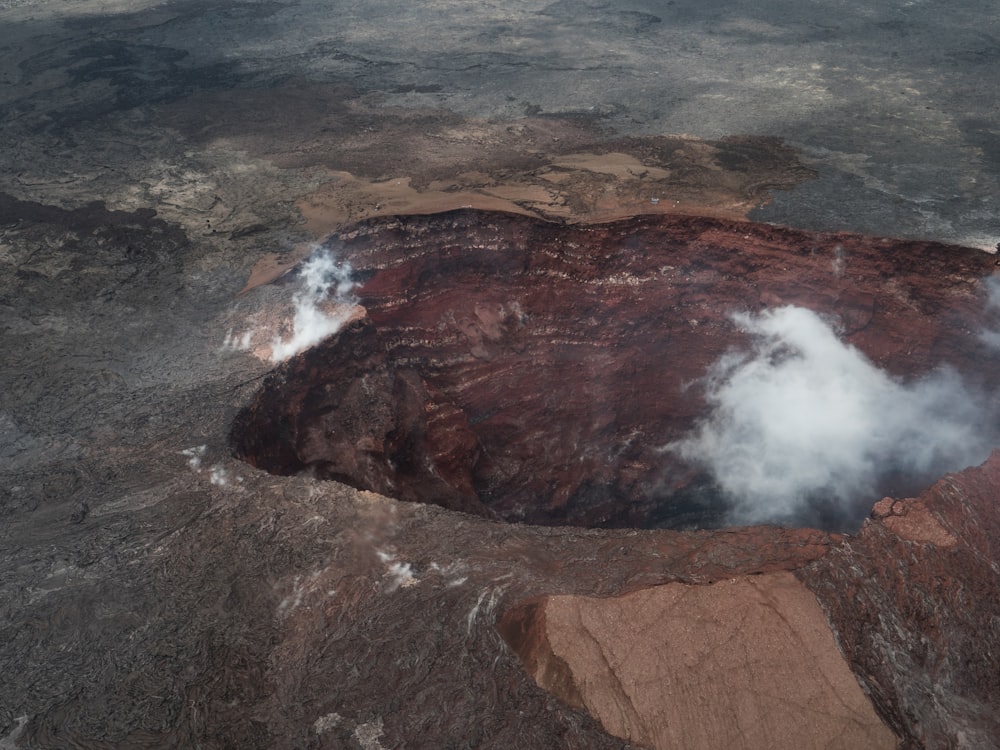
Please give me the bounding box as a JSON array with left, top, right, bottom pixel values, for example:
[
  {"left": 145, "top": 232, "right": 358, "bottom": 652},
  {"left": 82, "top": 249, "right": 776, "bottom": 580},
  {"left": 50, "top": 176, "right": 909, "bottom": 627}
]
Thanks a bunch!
[
  {"left": 979, "top": 276, "right": 1000, "bottom": 349},
  {"left": 668, "top": 306, "right": 995, "bottom": 526},
  {"left": 268, "top": 247, "right": 356, "bottom": 362},
  {"left": 223, "top": 246, "right": 356, "bottom": 362}
]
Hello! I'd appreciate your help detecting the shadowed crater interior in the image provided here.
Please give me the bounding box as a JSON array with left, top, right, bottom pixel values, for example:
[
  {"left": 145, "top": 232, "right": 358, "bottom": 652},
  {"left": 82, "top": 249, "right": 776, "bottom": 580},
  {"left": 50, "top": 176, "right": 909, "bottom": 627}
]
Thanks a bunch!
[{"left": 231, "top": 210, "right": 1000, "bottom": 530}]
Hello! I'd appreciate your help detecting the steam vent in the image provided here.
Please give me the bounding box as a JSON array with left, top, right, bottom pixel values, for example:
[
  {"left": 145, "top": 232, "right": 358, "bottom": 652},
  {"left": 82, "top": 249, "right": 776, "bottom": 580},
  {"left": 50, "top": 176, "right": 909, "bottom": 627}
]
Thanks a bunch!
[{"left": 231, "top": 210, "right": 1000, "bottom": 531}]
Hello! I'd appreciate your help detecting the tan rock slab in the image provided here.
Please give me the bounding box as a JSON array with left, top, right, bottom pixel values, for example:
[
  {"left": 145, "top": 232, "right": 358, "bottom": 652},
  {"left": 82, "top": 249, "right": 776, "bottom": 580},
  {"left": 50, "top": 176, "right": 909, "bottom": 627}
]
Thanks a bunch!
[{"left": 536, "top": 572, "right": 898, "bottom": 750}]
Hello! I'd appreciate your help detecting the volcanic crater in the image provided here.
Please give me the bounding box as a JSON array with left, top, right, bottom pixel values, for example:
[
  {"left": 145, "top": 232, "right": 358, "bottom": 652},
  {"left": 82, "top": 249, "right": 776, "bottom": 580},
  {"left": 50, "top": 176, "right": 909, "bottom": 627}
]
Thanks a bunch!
[{"left": 231, "top": 209, "right": 1000, "bottom": 531}]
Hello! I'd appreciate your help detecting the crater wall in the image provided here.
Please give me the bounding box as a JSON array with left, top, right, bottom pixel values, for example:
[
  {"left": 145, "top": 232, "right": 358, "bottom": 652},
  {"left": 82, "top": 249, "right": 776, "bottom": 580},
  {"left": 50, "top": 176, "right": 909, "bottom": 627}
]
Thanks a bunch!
[{"left": 231, "top": 210, "right": 1000, "bottom": 529}]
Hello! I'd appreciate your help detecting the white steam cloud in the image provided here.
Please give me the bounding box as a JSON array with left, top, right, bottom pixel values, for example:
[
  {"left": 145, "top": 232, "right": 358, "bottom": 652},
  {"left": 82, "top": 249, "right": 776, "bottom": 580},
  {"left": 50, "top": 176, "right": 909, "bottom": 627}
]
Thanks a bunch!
[
  {"left": 269, "top": 248, "right": 356, "bottom": 362},
  {"left": 225, "top": 246, "right": 357, "bottom": 362},
  {"left": 979, "top": 276, "right": 1000, "bottom": 349},
  {"left": 668, "top": 306, "right": 995, "bottom": 525}
]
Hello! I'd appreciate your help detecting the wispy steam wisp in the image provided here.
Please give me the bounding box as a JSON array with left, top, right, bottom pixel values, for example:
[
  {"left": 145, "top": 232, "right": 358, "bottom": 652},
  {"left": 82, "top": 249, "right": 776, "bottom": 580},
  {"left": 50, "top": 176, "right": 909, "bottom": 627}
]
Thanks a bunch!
[
  {"left": 668, "top": 306, "right": 995, "bottom": 526},
  {"left": 268, "top": 248, "right": 357, "bottom": 362},
  {"left": 979, "top": 276, "right": 1000, "bottom": 349}
]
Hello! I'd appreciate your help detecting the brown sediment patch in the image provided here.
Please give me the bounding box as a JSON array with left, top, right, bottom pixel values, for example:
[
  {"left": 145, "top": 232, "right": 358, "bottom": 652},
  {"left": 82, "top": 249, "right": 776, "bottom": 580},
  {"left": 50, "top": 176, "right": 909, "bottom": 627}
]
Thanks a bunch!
[
  {"left": 549, "top": 151, "right": 673, "bottom": 181},
  {"left": 295, "top": 171, "right": 557, "bottom": 237},
  {"left": 239, "top": 242, "right": 315, "bottom": 294},
  {"left": 293, "top": 134, "right": 814, "bottom": 236}
]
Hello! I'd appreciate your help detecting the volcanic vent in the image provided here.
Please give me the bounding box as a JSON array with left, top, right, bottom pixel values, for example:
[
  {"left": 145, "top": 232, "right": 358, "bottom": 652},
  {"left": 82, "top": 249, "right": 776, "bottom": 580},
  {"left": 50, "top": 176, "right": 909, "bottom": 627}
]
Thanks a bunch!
[{"left": 231, "top": 210, "right": 1000, "bottom": 530}]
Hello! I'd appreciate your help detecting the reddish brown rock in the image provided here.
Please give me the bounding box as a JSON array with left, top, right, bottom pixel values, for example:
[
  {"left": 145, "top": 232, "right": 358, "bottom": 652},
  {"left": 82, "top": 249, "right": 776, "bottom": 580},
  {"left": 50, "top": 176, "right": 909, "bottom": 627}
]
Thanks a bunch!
[
  {"left": 231, "top": 210, "right": 999, "bottom": 529},
  {"left": 798, "top": 451, "right": 1000, "bottom": 749},
  {"left": 230, "top": 317, "right": 490, "bottom": 518}
]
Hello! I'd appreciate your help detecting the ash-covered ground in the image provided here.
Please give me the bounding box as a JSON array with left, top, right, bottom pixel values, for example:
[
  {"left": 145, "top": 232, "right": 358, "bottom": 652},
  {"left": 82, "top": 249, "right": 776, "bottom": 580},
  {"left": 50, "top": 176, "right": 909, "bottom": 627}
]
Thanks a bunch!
[{"left": 2, "top": 0, "right": 999, "bottom": 747}]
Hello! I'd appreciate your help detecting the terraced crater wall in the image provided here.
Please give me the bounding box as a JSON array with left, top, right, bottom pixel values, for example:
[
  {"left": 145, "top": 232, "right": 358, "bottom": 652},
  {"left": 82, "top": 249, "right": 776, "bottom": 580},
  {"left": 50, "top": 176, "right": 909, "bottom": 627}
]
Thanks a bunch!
[{"left": 231, "top": 210, "right": 1000, "bottom": 530}]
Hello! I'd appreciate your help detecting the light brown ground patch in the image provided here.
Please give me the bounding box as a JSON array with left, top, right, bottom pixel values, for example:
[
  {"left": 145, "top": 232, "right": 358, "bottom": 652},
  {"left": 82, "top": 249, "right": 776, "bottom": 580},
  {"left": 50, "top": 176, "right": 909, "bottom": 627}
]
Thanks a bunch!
[
  {"left": 159, "top": 80, "right": 816, "bottom": 241},
  {"left": 293, "top": 137, "right": 810, "bottom": 236}
]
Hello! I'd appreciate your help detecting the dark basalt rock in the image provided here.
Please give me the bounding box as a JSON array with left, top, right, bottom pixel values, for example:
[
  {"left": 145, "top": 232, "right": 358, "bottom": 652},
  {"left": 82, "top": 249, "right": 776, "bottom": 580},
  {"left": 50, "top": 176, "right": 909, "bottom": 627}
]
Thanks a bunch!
[{"left": 231, "top": 209, "right": 1000, "bottom": 529}]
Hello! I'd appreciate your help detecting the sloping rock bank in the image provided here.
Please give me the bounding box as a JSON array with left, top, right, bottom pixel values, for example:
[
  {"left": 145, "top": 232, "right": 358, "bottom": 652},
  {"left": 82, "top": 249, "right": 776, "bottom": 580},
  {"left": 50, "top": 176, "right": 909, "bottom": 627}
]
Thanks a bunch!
[
  {"left": 799, "top": 452, "right": 1000, "bottom": 748},
  {"left": 492, "top": 452, "right": 1000, "bottom": 750},
  {"left": 232, "top": 210, "right": 999, "bottom": 530}
]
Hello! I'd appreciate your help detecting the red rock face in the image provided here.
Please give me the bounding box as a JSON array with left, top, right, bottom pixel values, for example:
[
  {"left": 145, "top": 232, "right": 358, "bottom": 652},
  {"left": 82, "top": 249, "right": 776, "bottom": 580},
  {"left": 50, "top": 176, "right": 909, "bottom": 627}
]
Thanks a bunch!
[{"left": 231, "top": 209, "right": 999, "bottom": 529}]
